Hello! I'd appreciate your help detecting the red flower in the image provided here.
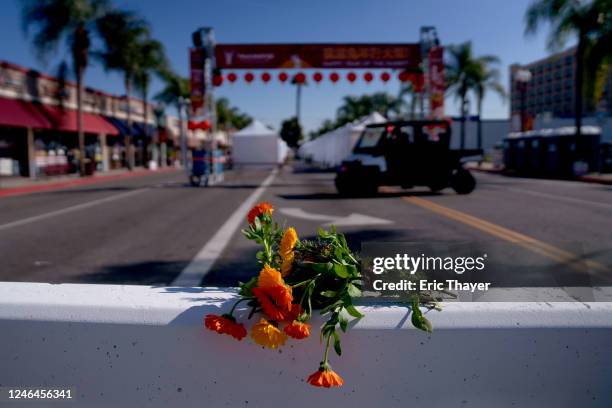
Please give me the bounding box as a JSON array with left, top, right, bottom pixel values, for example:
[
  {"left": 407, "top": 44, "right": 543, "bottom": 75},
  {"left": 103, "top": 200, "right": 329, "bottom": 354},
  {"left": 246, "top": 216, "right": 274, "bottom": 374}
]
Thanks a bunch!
[
  {"left": 247, "top": 202, "right": 273, "bottom": 225},
  {"left": 253, "top": 285, "right": 293, "bottom": 321},
  {"left": 204, "top": 314, "right": 247, "bottom": 341},
  {"left": 284, "top": 321, "right": 310, "bottom": 339}
]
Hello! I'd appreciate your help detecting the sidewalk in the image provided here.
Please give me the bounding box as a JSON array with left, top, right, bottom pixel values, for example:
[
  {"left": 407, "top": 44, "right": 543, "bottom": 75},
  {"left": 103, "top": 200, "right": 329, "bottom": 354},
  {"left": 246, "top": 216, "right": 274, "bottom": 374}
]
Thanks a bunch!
[
  {"left": 465, "top": 162, "right": 612, "bottom": 185},
  {"left": 0, "top": 166, "right": 180, "bottom": 198}
]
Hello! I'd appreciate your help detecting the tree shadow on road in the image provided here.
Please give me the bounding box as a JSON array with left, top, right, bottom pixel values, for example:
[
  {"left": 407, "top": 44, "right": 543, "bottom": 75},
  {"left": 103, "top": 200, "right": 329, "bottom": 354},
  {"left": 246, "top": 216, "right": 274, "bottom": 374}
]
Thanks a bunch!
[
  {"left": 277, "top": 190, "right": 443, "bottom": 200},
  {"left": 75, "top": 260, "right": 188, "bottom": 285},
  {"left": 34, "top": 186, "right": 136, "bottom": 196}
]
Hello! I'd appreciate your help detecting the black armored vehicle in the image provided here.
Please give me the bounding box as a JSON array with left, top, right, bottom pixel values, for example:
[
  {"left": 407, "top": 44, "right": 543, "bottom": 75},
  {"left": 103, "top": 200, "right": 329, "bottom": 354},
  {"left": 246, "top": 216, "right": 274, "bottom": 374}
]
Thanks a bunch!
[{"left": 335, "top": 120, "right": 481, "bottom": 196}]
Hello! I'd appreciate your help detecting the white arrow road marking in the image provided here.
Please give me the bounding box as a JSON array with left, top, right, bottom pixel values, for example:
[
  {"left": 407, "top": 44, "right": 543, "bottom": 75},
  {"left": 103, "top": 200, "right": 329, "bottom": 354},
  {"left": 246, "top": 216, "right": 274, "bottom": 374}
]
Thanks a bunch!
[
  {"left": 277, "top": 208, "right": 334, "bottom": 222},
  {"left": 278, "top": 207, "right": 392, "bottom": 227}
]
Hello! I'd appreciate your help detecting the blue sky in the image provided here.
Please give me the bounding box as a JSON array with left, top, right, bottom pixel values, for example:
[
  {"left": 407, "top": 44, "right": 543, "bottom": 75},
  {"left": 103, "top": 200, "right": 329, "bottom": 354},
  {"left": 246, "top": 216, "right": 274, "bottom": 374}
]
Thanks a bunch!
[{"left": 2, "top": 0, "right": 562, "bottom": 132}]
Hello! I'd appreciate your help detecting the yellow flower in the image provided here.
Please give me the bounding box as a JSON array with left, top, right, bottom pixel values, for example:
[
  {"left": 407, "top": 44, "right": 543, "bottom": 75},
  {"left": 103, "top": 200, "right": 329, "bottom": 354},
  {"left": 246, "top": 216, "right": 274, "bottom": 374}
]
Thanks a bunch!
[
  {"left": 250, "top": 318, "right": 287, "bottom": 349},
  {"left": 279, "top": 227, "right": 298, "bottom": 276},
  {"left": 281, "top": 256, "right": 294, "bottom": 277}
]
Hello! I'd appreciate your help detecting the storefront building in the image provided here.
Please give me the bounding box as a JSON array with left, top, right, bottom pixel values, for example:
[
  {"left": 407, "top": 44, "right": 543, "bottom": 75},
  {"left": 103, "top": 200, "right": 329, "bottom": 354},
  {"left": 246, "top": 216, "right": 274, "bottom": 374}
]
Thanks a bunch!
[{"left": 0, "top": 61, "right": 160, "bottom": 178}]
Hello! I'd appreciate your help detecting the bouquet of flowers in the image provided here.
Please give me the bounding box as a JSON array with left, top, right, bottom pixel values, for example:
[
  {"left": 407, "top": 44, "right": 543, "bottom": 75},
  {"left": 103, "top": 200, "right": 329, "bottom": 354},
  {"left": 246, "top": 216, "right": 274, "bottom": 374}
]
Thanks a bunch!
[{"left": 204, "top": 202, "right": 433, "bottom": 388}]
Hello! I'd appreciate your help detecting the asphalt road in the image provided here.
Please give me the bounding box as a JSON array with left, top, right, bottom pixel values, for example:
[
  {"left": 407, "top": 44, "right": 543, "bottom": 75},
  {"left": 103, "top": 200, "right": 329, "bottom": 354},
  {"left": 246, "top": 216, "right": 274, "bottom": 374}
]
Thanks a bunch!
[{"left": 1, "top": 166, "right": 611, "bottom": 292}]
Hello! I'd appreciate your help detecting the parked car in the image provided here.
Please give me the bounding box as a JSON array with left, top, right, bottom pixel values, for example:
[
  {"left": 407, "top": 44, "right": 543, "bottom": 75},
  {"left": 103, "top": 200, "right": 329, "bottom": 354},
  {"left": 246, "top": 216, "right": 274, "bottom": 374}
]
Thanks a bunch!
[{"left": 335, "top": 120, "right": 482, "bottom": 196}]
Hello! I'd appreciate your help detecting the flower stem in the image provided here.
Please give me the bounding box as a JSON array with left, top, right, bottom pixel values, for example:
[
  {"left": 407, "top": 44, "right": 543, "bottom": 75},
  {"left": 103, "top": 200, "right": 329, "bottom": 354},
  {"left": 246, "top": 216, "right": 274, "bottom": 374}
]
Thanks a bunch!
[
  {"left": 228, "top": 297, "right": 252, "bottom": 316},
  {"left": 323, "top": 332, "right": 332, "bottom": 364}
]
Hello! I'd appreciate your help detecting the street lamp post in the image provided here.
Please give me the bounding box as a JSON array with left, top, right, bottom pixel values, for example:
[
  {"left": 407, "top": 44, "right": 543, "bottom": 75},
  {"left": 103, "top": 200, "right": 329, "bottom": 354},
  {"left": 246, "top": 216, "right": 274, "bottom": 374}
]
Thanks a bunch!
[
  {"left": 515, "top": 68, "right": 532, "bottom": 132},
  {"left": 178, "top": 96, "right": 190, "bottom": 176},
  {"left": 296, "top": 82, "right": 302, "bottom": 124},
  {"left": 193, "top": 26, "right": 218, "bottom": 184}
]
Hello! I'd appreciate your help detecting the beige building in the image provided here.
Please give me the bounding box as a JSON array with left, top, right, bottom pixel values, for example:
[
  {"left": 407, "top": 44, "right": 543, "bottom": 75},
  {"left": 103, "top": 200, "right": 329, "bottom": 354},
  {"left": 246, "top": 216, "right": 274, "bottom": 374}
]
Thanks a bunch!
[{"left": 0, "top": 60, "right": 160, "bottom": 178}]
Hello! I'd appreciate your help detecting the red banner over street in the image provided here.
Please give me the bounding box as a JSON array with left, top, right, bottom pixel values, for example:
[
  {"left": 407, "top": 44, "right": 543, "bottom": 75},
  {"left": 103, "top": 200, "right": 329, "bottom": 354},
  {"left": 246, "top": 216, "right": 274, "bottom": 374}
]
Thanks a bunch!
[
  {"left": 215, "top": 44, "right": 421, "bottom": 69},
  {"left": 190, "top": 48, "right": 205, "bottom": 116}
]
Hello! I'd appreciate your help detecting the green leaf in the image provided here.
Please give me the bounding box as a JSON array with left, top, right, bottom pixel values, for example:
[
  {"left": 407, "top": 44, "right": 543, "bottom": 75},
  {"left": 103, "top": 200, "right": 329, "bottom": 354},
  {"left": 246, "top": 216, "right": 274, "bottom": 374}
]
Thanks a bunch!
[
  {"left": 332, "top": 331, "right": 342, "bottom": 356},
  {"left": 320, "top": 300, "right": 343, "bottom": 315},
  {"left": 346, "top": 264, "right": 358, "bottom": 277},
  {"left": 334, "top": 264, "right": 349, "bottom": 278},
  {"left": 312, "top": 262, "right": 332, "bottom": 274},
  {"left": 347, "top": 283, "right": 361, "bottom": 298},
  {"left": 344, "top": 304, "right": 364, "bottom": 318},
  {"left": 320, "top": 290, "right": 337, "bottom": 298},
  {"left": 411, "top": 297, "right": 433, "bottom": 333},
  {"left": 254, "top": 216, "right": 262, "bottom": 231},
  {"left": 339, "top": 316, "right": 348, "bottom": 332},
  {"left": 334, "top": 247, "right": 343, "bottom": 260},
  {"left": 238, "top": 276, "right": 257, "bottom": 297}
]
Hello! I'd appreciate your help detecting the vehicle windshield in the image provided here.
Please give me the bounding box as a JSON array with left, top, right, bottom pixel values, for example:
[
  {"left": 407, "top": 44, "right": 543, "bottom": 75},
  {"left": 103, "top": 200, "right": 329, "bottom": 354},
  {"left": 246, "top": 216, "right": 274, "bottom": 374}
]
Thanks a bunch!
[{"left": 355, "top": 127, "right": 386, "bottom": 150}]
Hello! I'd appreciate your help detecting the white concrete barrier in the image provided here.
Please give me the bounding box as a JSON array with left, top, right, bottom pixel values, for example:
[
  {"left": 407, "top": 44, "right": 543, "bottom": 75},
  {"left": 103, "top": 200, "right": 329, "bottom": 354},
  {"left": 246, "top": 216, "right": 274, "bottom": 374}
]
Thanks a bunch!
[{"left": 1, "top": 282, "right": 611, "bottom": 407}]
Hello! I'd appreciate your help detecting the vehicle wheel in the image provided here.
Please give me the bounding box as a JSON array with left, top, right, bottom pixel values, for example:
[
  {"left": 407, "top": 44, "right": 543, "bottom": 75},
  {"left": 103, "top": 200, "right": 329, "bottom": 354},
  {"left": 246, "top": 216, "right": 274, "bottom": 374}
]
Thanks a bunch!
[
  {"left": 335, "top": 174, "right": 358, "bottom": 196},
  {"left": 189, "top": 175, "right": 201, "bottom": 187},
  {"left": 450, "top": 168, "right": 476, "bottom": 194}
]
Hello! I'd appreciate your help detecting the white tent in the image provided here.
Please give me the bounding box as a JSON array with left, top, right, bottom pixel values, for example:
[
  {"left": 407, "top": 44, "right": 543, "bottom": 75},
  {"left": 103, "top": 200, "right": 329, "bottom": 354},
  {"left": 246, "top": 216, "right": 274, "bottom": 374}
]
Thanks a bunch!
[
  {"left": 232, "top": 120, "right": 288, "bottom": 165},
  {"left": 299, "top": 112, "right": 386, "bottom": 167}
]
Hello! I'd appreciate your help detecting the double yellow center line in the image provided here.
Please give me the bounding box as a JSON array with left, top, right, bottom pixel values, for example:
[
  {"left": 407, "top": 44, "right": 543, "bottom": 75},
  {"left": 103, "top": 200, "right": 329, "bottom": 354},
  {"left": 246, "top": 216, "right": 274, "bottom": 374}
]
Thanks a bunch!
[{"left": 402, "top": 195, "right": 609, "bottom": 275}]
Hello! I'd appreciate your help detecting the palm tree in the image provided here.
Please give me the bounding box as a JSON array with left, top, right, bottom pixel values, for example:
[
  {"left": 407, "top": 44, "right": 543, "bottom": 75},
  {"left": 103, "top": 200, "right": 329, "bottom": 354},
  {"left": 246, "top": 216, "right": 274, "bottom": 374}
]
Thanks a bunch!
[
  {"left": 21, "top": 0, "right": 110, "bottom": 176},
  {"left": 134, "top": 38, "right": 167, "bottom": 166},
  {"left": 396, "top": 83, "right": 418, "bottom": 119},
  {"left": 96, "top": 9, "right": 149, "bottom": 169},
  {"left": 336, "top": 93, "right": 399, "bottom": 125},
  {"left": 154, "top": 72, "right": 190, "bottom": 161},
  {"left": 525, "top": 0, "right": 611, "bottom": 138},
  {"left": 472, "top": 58, "right": 506, "bottom": 149},
  {"left": 154, "top": 72, "right": 190, "bottom": 111},
  {"left": 445, "top": 42, "right": 482, "bottom": 149},
  {"left": 215, "top": 97, "right": 252, "bottom": 131}
]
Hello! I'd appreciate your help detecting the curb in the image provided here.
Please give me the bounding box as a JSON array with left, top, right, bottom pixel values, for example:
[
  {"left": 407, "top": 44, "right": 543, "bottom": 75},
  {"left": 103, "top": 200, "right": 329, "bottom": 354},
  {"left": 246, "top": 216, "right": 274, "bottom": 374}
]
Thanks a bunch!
[
  {"left": 469, "top": 166, "right": 612, "bottom": 186},
  {"left": 0, "top": 167, "right": 179, "bottom": 198},
  {"left": 578, "top": 175, "right": 612, "bottom": 186}
]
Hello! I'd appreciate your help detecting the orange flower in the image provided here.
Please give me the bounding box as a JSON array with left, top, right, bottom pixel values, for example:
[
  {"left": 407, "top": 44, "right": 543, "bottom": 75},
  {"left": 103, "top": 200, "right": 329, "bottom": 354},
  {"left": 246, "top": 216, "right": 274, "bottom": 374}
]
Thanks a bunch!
[
  {"left": 281, "top": 257, "right": 293, "bottom": 277},
  {"left": 247, "top": 202, "right": 273, "bottom": 225},
  {"left": 280, "top": 227, "right": 298, "bottom": 276},
  {"left": 204, "top": 314, "right": 247, "bottom": 341},
  {"left": 258, "top": 264, "right": 284, "bottom": 287},
  {"left": 253, "top": 285, "right": 293, "bottom": 321},
  {"left": 284, "top": 321, "right": 310, "bottom": 339},
  {"left": 280, "top": 228, "right": 298, "bottom": 259},
  {"left": 250, "top": 318, "right": 287, "bottom": 349},
  {"left": 307, "top": 366, "right": 344, "bottom": 388},
  {"left": 253, "top": 265, "right": 294, "bottom": 320}
]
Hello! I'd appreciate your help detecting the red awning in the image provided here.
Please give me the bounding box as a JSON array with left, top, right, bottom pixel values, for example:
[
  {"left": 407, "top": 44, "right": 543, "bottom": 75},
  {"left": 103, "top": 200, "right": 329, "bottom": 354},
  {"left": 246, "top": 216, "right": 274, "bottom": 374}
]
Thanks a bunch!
[
  {"left": 40, "top": 105, "right": 119, "bottom": 135},
  {"left": 0, "top": 97, "right": 118, "bottom": 135},
  {"left": 0, "top": 98, "right": 51, "bottom": 129}
]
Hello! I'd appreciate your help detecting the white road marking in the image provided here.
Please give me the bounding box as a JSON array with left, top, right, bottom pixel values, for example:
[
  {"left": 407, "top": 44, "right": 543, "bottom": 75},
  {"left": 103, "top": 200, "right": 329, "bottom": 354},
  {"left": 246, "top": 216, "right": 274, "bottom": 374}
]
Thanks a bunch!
[
  {"left": 0, "top": 188, "right": 148, "bottom": 232},
  {"left": 279, "top": 207, "right": 392, "bottom": 227},
  {"left": 507, "top": 187, "right": 612, "bottom": 210},
  {"left": 172, "top": 168, "right": 278, "bottom": 286}
]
